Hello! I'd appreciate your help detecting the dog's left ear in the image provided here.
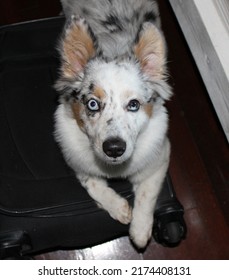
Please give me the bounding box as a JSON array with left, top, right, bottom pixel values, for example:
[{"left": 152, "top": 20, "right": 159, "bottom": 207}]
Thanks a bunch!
[
  {"left": 59, "top": 16, "right": 95, "bottom": 80},
  {"left": 55, "top": 16, "right": 96, "bottom": 98},
  {"left": 134, "top": 22, "right": 166, "bottom": 81}
]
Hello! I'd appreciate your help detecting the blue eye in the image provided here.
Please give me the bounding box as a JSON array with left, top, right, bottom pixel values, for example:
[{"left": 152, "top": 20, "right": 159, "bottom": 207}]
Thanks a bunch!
[
  {"left": 87, "top": 99, "right": 100, "bottom": 111},
  {"left": 127, "top": 99, "right": 140, "bottom": 112}
]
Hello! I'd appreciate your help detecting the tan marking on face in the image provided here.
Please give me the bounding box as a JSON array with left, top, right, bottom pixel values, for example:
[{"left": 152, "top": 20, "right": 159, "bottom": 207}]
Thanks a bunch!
[
  {"left": 72, "top": 102, "right": 85, "bottom": 130},
  {"left": 143, "top": 103, "right": 153, "bottom": 118},
  {"left": 124, "top": 90, "right": 134, "bottom": 99},
  {"left": 93, "top": 86, "right": 106, "bottom": 100},
  {"left": 62, "top": 21, "right": 95, "bottom": 78}
]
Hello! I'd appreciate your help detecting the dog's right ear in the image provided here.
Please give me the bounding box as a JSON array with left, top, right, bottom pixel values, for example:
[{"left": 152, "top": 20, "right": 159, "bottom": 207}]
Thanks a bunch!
[
  {"left": 134, "top": 22, "right": 172, "bottom": 100},
  {"left": 134, "top": 22, "right": 166, "bottom": 81},
  {"left": 57, "top": 16, "right": 95, "bottom": 83}
]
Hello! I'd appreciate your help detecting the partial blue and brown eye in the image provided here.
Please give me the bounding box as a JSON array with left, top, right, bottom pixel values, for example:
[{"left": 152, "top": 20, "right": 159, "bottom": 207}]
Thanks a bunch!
[
  {"left": 127, "top": 99, "right": 140, "bottom": 112},
  {"left": 86, "top": 99, "right": 100, "bottom": 112}
]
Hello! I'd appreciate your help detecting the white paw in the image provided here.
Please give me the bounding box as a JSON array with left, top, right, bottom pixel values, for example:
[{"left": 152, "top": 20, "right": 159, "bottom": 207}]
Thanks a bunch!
[
  {"left": 129, "top": 217, "right": 153, "bottom": 248},
  {"left": 108, "top": 198, "right": 132, "bottom": 225}
]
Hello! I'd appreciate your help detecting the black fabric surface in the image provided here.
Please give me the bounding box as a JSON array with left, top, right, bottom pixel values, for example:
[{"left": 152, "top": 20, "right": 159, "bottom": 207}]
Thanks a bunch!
[
  {"left": 0, "top": 17, "right": 183, "bottom": 255},
  {"left": 0, "top": 17, "right": 134, "bottom": 254}
]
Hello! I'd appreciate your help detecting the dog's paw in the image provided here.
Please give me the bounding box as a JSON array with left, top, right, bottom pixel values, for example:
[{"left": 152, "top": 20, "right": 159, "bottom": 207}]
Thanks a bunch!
[
  {"left": 129, "top": 218, "right": 153, "bottom": 248},
  {"left": 109, "top": 198, "right": 132, "bottom": 225}
]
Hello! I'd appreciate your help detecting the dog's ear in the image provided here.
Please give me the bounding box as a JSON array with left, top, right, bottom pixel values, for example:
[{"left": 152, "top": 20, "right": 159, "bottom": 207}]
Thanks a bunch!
[
  {"left": 134, "top": 22, "right": 166, "bottom": 81},
  {"left": 59, "top": 16, "right": 95, "bottom": 79}
]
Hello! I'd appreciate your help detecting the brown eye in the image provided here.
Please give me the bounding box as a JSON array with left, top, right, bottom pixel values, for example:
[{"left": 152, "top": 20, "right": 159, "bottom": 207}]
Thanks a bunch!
[
  {"left": 87, "top": 99, "right": 100, "bottom": 112},
  {"left": 127, "top": 99, "right": 140, "bottom": 112}
]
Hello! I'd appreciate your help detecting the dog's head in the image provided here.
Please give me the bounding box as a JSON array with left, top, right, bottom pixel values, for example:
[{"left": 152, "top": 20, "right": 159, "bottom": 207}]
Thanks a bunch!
[{"left": 55, "top": 16, "right": 172, "bottom": 165}]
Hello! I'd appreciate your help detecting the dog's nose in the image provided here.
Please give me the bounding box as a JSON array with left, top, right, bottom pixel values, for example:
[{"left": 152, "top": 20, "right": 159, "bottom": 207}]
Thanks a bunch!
[{"left": 103, "top": 138, "right": 126, "bottom": 158}]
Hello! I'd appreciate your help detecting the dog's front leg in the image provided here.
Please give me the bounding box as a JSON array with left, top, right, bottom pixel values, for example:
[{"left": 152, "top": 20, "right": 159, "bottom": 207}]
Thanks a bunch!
[
  {"left": 129, "top": 162, "right": 168, "bottom": 248},
  {"left": 78, "top": 174, "right": 132, "bottom": 224}
]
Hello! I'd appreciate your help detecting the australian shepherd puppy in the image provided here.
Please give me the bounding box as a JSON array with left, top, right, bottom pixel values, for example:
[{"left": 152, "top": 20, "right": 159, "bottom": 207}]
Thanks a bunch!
[{"left": 55, "top": 0, "right": 172, "bottom": 248}]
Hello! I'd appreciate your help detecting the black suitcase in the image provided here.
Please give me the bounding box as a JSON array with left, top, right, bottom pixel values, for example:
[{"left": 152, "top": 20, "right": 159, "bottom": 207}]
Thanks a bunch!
[{"left": 0, "top": 17, "right": 186, "bottom": 259}]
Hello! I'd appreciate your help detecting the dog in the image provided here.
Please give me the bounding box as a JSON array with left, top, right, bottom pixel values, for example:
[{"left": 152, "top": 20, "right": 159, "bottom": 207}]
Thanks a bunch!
[{"left": 54, "top": 0, "right": 172, "bottom": 248}]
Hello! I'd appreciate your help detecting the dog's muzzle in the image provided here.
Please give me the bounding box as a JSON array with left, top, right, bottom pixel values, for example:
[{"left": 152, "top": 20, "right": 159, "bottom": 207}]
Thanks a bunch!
[{"left": 103, "top": 138, "right": 126, "bottom": 158}]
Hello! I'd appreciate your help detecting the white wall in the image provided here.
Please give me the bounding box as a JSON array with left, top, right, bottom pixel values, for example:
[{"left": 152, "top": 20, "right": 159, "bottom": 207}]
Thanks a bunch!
[{"left": 169, "top": 0, "right": 229, "bottom": 142}]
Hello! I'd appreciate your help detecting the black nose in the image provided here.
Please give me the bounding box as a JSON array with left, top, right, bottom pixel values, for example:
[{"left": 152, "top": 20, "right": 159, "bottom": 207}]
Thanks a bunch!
[{"left": 103, "top": 138, "right": 126, "bottom": 158}]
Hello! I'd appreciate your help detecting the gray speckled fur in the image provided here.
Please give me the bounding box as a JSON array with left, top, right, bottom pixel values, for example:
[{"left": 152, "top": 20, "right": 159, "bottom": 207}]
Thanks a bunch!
[{"left": 60, "top": 0, "right": 160, "bottom": 59}]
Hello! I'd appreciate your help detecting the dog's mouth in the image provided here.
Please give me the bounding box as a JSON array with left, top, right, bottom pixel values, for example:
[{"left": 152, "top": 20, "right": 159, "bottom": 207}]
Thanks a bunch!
[{"left": 107, "top": 157, "right": 124, "bottom": 165}]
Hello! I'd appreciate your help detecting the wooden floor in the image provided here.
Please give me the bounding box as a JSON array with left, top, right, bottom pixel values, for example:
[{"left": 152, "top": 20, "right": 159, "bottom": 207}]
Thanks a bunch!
[{"left": 2, "top": 1, "right": 229, "bottom": 260}]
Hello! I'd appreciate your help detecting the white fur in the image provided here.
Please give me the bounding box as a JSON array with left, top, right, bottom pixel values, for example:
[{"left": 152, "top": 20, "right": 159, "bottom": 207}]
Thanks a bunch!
[
  {"left": 54, "top": 61, "right": 171, "bottom": 247},
  {"left": 55, "top": 1, "right": 172, "bottom": 248}
]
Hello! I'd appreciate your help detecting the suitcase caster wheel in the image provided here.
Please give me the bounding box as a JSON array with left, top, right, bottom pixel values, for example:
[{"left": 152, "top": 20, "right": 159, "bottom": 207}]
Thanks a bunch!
[
  {"left": 153, "top": 212, "right": 187, "bottom": 246},
  {"left": 162, "top": 221, "right": 185, "bottom": 244}
]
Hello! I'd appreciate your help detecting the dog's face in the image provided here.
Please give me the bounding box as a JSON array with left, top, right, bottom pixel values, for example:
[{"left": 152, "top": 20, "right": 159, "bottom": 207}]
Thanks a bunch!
[
  {"left": 72, "top": 59, "right": 154, "bottom": 164},
  {"left": 56, "top": 17, "right": 172, "bottom": 165}
]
